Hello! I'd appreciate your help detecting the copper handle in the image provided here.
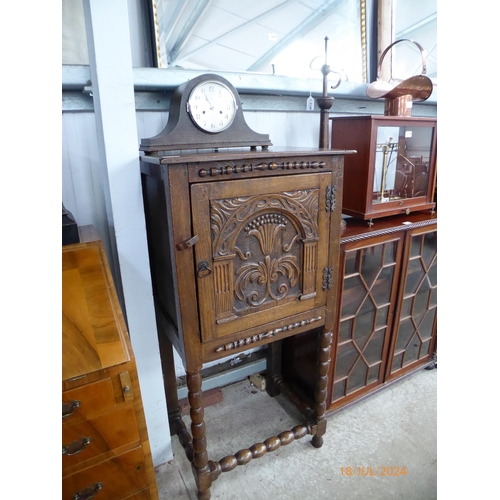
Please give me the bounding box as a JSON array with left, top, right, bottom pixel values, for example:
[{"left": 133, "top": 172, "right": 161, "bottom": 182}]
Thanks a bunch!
[
  {"left": 377, "top": 39, "right": 427, "bottom": 82},
  {"left": 62, "top": 400, "right": 81, "bottom": 418},
  {"left": 63, "top": 437, "right": 91, "bottom": 456},
  {"left": 72, "top": 483, "right": 102, "bottom": 500}
]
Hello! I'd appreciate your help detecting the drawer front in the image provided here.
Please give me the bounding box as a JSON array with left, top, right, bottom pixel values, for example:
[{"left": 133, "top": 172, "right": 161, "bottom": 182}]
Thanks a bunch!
[
  {"left": 63, "top": 378, "right": 116, "bottom": 423},
  {"left": 191, "top": 172, "right": 334, "bottom": 342},
  {"left": 62, "top": 447, "right": 149, "bottom": 500},
  {"left": 62, "top": 406, "right": 140, "bottom": 469}
]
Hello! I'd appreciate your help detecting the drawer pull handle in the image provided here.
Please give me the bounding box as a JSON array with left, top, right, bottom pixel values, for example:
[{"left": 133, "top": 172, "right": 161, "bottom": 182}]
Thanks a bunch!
[
  {"left": 197, "top": 261, "right": 212, "bottom": 278},
  {"left": 62, "top": 400, "right": 81, "bottom": 418},
  {"left": 72, "top": 482, "right": 102, "bottom": 500},
  {"left": 63, "top": 437, "right": 91, "bottom": 456}
]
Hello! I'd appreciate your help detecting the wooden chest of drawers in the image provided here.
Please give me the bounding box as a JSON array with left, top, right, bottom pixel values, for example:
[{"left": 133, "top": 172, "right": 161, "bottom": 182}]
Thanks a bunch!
[{"left": 62, "top": 227, "right": 158, "bottom": 500}]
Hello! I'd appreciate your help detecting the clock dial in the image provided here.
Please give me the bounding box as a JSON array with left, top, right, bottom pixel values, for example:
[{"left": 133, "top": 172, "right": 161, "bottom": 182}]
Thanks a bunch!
[{"left": 187, "top": 80, "right": 237, "bottom": 133}]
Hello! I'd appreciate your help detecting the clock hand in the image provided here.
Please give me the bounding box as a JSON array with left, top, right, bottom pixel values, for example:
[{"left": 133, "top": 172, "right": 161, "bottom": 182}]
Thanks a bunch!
[{"left": 205, "top": 93, "right": 214, "bottom": 110}]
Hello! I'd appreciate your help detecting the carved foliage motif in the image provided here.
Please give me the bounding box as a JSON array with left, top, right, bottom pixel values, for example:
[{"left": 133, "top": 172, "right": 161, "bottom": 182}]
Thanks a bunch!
[
  {"left": 211, "top": 191, "right": 319, "bottom": 256},
  {"left": 210, "top": 190, "right": 319, "bottom": 317},
  {"left": 234, "top": 214, "right": 300, "bottom": 308}
]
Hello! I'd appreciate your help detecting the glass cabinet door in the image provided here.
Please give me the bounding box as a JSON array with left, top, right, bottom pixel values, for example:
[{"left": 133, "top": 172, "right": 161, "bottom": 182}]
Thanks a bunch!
[
  {"left": 331, "top": 234, "right": 404, "bottom": 408},
  {"left": 386, "top": 225, "right": 437, "bottom": 379},
  {"left": 373, "top": 124, "right": 434, "bottom": 205}
]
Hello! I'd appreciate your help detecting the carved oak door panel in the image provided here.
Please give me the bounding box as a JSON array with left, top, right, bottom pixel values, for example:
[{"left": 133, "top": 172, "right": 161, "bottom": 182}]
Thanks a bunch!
[{"left": 191, "top": 173, "right": 332, "bottom": 342}]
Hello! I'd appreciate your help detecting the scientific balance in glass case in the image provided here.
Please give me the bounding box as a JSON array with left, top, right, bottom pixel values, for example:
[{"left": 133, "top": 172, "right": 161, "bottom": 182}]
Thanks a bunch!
[{"left": 330, "top": 115, "right": 436, "bottom": 224}]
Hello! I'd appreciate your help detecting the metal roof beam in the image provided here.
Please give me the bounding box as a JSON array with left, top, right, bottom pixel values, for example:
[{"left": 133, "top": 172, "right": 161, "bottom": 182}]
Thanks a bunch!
[
  {"left": 247, "top": 0, "right": 343, "bottom": 72},
  {"left": 168, "top": 0, "right": 212, "bottom": 65},
  {"left": 175, "top": 0, "right": 299, "bottom": 64},
  {"left": 395, "top": 13, "right": 437, "bottom": 38}
]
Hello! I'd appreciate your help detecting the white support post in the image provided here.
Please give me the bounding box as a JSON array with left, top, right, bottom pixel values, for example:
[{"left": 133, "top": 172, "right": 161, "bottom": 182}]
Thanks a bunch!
[{"left": 82, "top": 0, "right": 172, "bottom": 465}]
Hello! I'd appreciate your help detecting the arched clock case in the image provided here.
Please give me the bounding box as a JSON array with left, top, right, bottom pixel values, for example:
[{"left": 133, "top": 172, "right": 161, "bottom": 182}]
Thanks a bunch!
[{"left": 140, "top": 73, "right": 272, "bottom": 152}]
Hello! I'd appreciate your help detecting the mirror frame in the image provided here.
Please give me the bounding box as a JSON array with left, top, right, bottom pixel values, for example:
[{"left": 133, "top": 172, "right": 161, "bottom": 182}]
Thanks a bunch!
[{"left": 149, "top": 0, "right": 372, "bottom": 84}]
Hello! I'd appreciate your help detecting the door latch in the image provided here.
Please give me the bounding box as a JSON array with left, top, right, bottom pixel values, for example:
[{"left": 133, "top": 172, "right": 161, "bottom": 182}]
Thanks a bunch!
[
  {"left": 197, "top": 261, "right": 212, "bottom": 278},
  {"left": 176, "top": 235, "right": 199, "bottom": 250}
]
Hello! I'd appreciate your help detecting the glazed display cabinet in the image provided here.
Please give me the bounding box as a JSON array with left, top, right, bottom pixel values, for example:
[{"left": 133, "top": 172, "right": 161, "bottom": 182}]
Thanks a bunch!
[
  {"left": 330, "top": 116, "right": 437, "bottom": 224},
  {"left": 282, "top": 212, "right": 437, "bottom": 414}
]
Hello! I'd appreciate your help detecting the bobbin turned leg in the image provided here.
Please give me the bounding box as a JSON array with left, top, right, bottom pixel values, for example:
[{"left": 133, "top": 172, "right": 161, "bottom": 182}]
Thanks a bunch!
[
  {"left": 311, "top": 329, "right": 333, "bottom": 448},
  {"left": 187, "top": 370, "right": 212, "bottom": 500}
]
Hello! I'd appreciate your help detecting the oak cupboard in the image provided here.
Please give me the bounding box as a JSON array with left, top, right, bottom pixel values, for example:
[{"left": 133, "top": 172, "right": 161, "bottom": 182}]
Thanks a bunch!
[
  {"left": 62, "top": 227, "right": 159, "bottom": 500},
  {"left": 140, "top": 147, "right": 352, "bottom": 500}
]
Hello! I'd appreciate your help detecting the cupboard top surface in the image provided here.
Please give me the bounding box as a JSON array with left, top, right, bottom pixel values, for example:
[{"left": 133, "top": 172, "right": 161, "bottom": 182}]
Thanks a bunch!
[
  {"left": 341, "top": 212, "right": 437, "bottom": 242},
  {"left": 140, "top": 146, "right": 355, "bottom": 165},
  {"left": 330, "top": 115, "right": 436, "bottom": 124}
]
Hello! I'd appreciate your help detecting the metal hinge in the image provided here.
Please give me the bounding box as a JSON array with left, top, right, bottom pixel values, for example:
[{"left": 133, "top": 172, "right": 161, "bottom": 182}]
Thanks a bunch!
[
  {"left": 322, "top": 266, "right": 333, "bottom": 290},
  {"left": 326, "top": 184, "right": 337, "bottom": 212}
]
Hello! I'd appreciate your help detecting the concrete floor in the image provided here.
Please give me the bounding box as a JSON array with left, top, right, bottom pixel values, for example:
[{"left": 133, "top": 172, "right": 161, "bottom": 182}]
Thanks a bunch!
[{"left": 155, "top": 367, "right": 437, "bottom": 500}]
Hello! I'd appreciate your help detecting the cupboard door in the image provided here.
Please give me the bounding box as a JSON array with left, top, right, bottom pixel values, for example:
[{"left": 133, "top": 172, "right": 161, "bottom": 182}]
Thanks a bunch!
[
  {"left": 191, "top": 173, "right": 332, "bottom": 342},
  {"left": 330, "top": 233, "right": 404, "bottom": 409},
  {"left": 387, "top": 225, "right": 437, "bottom": 379}
]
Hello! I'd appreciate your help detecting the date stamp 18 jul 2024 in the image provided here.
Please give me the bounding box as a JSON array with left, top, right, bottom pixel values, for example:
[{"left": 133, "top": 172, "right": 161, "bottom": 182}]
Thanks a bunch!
[{"left": 340, "top": 467, "right": 407, "bottom": 477}]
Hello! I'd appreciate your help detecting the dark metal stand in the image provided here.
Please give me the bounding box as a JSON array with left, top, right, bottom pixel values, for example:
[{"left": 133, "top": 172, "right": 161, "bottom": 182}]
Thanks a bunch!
[{"left": 317, "top": 37, "right": 340, "bottom": 149}]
